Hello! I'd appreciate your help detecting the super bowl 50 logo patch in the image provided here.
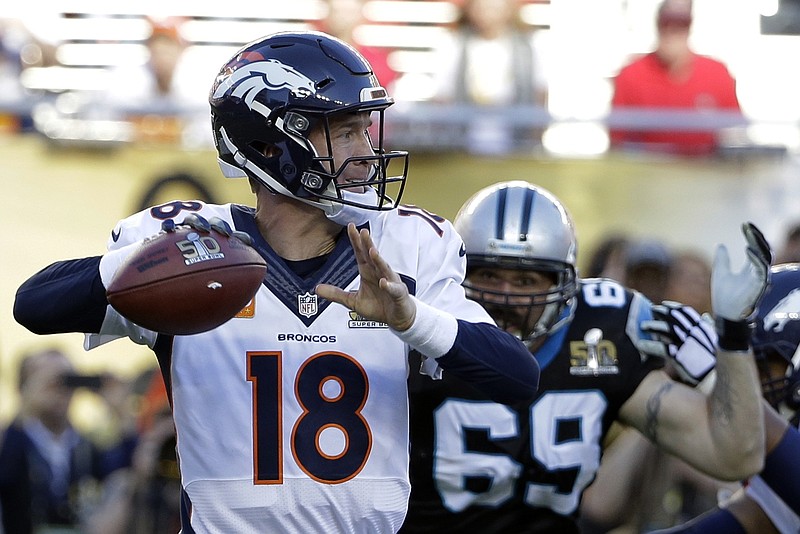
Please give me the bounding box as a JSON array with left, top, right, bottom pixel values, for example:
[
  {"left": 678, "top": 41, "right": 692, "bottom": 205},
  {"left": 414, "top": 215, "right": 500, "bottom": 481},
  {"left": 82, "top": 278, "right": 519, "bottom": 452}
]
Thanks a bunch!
[
  {"left": 568, "top": 337, "right": 619, "bottom": 376},
  {"left": 176, "top": 232, "right": 225, "bottom": 265},
  {"left": 348, "top": 311, "right": 388, "bottom": 329}
]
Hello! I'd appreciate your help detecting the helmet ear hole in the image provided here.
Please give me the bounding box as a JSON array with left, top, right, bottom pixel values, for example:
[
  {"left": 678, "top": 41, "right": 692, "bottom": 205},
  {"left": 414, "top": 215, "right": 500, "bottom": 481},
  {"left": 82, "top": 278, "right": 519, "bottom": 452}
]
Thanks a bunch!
[{"left": 252, "top": 141, "right": 281, "bottom": 158}]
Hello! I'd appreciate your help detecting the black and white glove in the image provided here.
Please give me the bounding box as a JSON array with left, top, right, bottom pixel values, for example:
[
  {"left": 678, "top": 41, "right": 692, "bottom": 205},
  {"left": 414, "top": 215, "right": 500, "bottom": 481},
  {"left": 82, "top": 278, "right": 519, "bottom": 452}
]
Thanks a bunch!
[
  {"left": 712, "top": 222, "right": 772, "bottom": 351},
  {"left": 641, "top": 301, "right": 718, "bottom": 385}
]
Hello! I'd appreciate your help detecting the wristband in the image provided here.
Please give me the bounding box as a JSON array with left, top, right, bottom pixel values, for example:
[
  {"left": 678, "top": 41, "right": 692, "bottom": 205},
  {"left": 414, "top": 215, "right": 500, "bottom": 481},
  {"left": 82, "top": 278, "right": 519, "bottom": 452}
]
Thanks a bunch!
[
  {"left": 391, "top": 296, "right": 458, "bottom": 358},
  {"left": 715, "top": 317, "right": 753, "bottom": 352}
]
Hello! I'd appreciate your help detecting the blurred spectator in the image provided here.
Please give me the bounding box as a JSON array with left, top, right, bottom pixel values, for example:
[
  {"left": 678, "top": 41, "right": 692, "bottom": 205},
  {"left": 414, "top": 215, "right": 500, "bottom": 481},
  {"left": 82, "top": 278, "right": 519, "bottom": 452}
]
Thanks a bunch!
[
  {"left": 11, "top": 12, "right": 60, "bottom": 70},
  {"left": 584, "top": 233, "right": 630, "bottom": 280},
  {"left": 0, "top": 20, "right": 24, "bottom": 92},
  {"left": 776, "top": 221, "right": 800, "bottom": 263},
  {"left": 429, "top": 0, "right": 548, "bottom": 154},
  {"left": 609, "top": 0, "right": 742, "bottom": 157},
  {"left": 0, "top": 347, "right": 137, "bottom": 534},
  {"left": 0, "top": 18, "right": 37, "bottom": 132},
  {"left": 316, "top": 0, "right": 398, "bottom": 90},
  {"left": 624, "top": 237, "right": 672, "bottom": 303},
  {"left": 83, "top": 370, "right": 180, "bottom": 534},
  {"left": 101, "top": 17, "right": 210, "bottom": 146},
  {"left": 106, "top": 17, "right": 193, "bottom": 107},
  {"left": 665, "top": 249, "right": 712, "bottom": 314}
]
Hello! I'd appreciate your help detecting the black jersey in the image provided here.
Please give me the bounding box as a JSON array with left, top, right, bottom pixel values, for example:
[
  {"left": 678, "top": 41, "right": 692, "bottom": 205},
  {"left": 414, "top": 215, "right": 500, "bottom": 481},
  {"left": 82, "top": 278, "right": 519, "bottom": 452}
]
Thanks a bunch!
[{"left": 402, "top": 278, "right": 664, "bottom": 534}]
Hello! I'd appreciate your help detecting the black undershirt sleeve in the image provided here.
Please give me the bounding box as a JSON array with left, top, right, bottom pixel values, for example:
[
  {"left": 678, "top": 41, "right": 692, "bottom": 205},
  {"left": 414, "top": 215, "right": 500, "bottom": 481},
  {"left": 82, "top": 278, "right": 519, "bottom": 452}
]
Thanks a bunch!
[
  {"left": 14, "top": 256, "right": 108, "bottom": 334},
  {"left": 435, "top": 320, "right": 540, "bottom": 405}
]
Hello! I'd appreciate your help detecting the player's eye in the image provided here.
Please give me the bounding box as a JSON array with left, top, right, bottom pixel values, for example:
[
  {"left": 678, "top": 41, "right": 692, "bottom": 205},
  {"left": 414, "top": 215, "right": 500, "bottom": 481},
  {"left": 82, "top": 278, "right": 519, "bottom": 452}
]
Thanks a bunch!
[
  {"left": 473, "top": 270, "right": 500, "bottom": 283},
  {"left": 515, "top": 276, "right": 540, "bottom": 287},
  {"left": 334, "top": 128, "right": 356, "bottom": 141}
]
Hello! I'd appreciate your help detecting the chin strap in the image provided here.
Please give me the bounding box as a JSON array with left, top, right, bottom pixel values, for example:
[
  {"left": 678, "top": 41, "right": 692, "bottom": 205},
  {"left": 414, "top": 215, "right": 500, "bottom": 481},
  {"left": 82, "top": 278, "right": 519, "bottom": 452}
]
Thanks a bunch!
[{"left": 326, "top": 188, "right": 381, "bottom": 226}]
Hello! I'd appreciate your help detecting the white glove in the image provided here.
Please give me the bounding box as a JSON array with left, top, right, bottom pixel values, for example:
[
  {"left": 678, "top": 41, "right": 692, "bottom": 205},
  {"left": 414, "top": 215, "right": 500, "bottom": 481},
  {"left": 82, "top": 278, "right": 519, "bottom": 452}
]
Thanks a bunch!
[
  {"left": 711, "top": 222, "right": 772, "bottom": 322},
  {"left": 641, "top": 301, "right": 718, "bottom": 385}
]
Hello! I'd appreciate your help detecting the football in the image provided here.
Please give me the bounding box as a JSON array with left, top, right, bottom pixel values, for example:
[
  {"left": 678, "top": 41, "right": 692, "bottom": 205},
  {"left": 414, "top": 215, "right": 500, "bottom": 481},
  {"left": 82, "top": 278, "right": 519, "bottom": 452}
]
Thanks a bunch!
[{"left": 106, "top": 224, "right": 266, "bottom": 335}]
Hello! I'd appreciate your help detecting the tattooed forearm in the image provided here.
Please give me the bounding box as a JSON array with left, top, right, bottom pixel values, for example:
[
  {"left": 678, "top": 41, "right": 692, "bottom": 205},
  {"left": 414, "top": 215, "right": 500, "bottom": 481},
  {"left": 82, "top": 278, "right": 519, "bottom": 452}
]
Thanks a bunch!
[
  {"left": 710, "top": 368, "right": 733, "bottom": 425},
  {"left": 644, "top": 382, "right": 674, "bottom": 444}
]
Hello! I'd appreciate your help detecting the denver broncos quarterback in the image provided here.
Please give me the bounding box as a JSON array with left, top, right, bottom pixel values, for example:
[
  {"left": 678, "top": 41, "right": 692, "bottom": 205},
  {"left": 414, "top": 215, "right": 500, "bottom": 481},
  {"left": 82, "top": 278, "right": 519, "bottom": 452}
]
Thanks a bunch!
[
  {"left": 645, "top": 263, "right": 800, "bottom": 534},
  {"left": 13, "top": 32, "right": 540, "bottom": 534},
  {"left": 400, "top": 181, "right": 770, "bottom": 533}
]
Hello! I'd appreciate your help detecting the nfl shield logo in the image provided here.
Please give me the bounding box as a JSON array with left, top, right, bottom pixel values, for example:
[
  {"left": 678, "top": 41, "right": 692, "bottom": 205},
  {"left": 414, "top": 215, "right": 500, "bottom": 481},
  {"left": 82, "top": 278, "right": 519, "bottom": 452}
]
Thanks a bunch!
[{"left": 298, "top": 292, "right": 318, "bottom": 318}]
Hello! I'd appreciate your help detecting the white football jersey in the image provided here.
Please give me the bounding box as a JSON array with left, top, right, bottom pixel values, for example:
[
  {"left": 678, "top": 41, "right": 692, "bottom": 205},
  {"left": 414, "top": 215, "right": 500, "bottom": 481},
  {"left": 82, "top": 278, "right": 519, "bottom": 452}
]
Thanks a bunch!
[{"left": 86, "top": 200, "right": 494, "bottom": 533}]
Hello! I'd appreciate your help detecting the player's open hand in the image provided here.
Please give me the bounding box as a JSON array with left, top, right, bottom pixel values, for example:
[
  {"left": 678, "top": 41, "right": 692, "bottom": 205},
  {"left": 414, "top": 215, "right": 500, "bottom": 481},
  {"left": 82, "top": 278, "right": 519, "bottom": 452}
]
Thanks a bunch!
[
  {"left": 316, "top": 223, "right": 416, "bottom": 331},
  {"left": 712, "top": 222, "right": 772, "bottom": 321}
]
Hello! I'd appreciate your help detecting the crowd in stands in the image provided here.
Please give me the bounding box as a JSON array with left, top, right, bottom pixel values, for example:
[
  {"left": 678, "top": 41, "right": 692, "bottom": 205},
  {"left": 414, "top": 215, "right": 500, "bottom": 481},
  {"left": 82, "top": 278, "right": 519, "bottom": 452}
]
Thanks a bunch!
[
  {"left": 0, "top": 348, "right": 180, "bottom": 534},
  {"left": 0, "top": 0, "right": 777, "bottom": 157}
]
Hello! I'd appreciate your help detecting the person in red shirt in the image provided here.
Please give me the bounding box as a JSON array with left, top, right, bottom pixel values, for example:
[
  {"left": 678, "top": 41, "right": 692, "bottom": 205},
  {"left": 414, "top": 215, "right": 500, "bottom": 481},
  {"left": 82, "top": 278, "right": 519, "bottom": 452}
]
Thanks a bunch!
[{"left": 610, "top": 0, "right": 742, "bottom": 157}]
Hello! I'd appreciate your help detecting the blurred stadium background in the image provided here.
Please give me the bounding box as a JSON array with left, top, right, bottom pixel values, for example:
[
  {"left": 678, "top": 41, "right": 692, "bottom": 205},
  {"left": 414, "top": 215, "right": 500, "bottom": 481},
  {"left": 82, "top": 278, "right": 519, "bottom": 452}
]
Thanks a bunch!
[{"left": 3, "top": 0, "right": 800, "bottom": 427}]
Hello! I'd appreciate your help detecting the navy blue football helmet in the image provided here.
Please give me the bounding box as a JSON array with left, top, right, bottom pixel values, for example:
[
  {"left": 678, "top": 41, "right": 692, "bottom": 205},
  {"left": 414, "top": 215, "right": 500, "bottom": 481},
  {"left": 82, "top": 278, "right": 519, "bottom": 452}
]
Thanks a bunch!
[
  {"left": 209, "top": 31, "right": 408, "bottom": 214},
  {"left": 752, "top": 263, "right": 800, "bottom": 424}
]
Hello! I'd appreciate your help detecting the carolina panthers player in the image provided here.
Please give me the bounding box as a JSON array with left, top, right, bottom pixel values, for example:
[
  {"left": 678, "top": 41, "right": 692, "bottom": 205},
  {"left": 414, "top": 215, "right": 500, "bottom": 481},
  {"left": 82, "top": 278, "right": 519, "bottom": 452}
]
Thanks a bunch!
[
  {"left": 646, "top": 263, "right": 800, "bottom": 534},
  {"left": 401, "top": 181, "right": 770, "bottom": 533},
  {"left": 13, "top": 33, "right": 540, "bottom": 534}
]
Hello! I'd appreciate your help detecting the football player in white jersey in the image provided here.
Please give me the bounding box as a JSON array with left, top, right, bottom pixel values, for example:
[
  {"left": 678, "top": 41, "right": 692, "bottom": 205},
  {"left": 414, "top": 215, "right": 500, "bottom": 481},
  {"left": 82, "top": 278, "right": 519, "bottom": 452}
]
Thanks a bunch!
[
  {"left": 400, "top": 181, "right": 770, "bottom": 533},
  {"left": 644, "top": 263, "right": 800, "bottom": 534},
  {"left": 13, "top": 32, "right": 541, "bottom": 534}
]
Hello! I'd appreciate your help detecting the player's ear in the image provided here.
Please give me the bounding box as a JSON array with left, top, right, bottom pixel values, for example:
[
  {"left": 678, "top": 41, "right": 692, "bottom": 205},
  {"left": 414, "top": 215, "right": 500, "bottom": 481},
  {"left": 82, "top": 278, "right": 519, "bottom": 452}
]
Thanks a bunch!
[{"left": 256, "top": 142, "right": 281, "bottom": 158}]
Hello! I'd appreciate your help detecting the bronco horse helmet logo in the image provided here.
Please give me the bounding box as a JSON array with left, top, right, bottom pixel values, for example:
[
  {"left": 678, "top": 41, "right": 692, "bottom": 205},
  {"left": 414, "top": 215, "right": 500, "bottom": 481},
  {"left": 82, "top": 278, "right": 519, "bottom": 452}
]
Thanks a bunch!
[
  {"left": 763, "top": 287, "right": 800, "bottom": 334},
  {"left": 209, "top": 51, "right": 332, "bottom": 200},
  {"left": 212, "top": 57, "right": 318, "bottom": 118}
]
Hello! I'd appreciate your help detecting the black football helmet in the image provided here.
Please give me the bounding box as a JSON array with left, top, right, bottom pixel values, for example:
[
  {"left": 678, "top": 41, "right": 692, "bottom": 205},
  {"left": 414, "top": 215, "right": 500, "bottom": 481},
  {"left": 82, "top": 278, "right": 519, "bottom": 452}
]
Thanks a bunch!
[
  {"left": 752, "top": 263, "right": 800, "bottom": 425},
  {"left": 209, "top": 31, "right": 408, "bottom": 214},
  {"left": 454, "top": 181, "right": 579, "bottom": 345}
]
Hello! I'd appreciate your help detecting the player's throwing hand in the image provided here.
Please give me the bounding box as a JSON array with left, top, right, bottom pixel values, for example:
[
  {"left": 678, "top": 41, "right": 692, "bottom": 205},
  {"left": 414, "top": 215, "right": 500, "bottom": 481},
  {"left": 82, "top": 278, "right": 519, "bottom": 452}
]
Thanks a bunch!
[{"left": 316, "top": 223, "right": 417, "bottom": 331}]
